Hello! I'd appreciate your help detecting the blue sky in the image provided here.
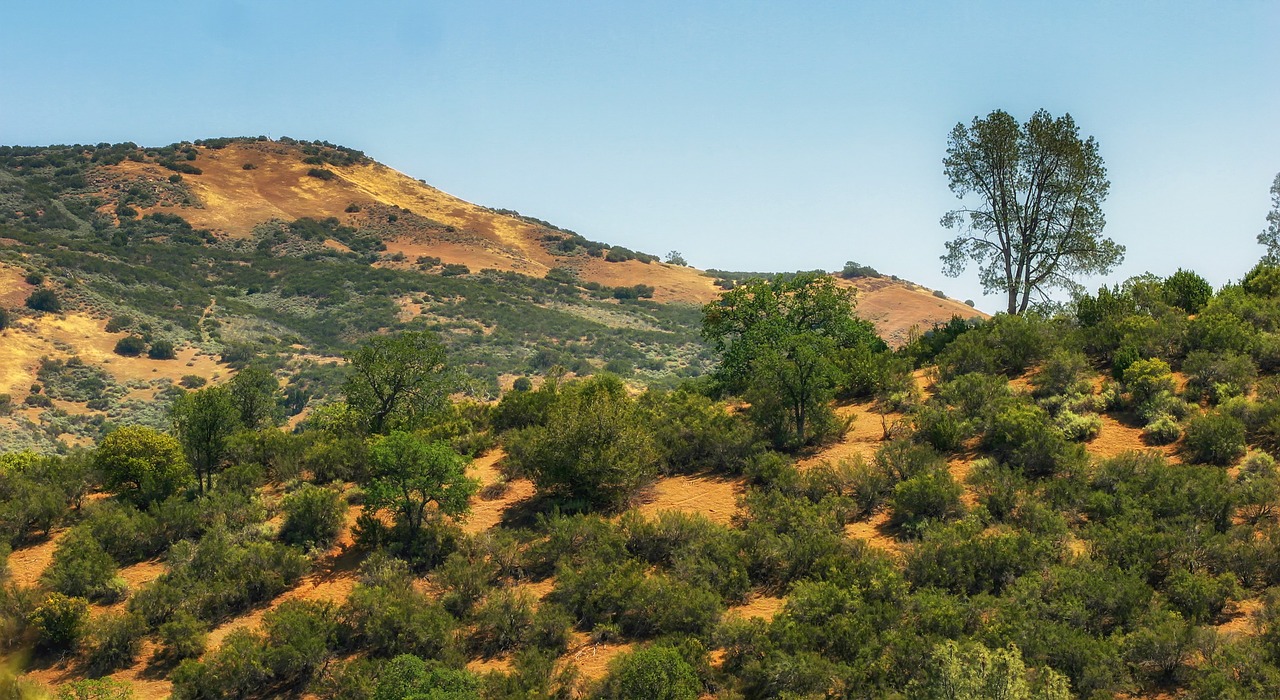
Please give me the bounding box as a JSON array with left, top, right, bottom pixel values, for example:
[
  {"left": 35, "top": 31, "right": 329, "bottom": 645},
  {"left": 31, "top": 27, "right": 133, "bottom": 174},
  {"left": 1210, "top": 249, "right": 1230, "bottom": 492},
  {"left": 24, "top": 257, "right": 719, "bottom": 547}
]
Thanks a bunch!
[{"left": 2, "top": 1, "right": 1277, "bottom": 311}]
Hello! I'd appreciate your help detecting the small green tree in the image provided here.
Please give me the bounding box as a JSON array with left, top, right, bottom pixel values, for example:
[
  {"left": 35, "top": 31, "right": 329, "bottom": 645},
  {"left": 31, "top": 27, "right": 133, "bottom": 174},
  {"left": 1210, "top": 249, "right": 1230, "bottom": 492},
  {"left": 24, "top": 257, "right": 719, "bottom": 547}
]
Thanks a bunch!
[
  {"left": 30, "top": 592, "right": 90, "bottom": 651},
  {"left": 911, "top": 640, "right": 1071, "bottom": 700},
  {"left": 505, "top": 375, "right": 658, "bottom": 510},
  {"left": 170, "top": 386, "right": 241, "bottom": 493},
  {"left": 1258, "top": 172, "right": 1280, "bottom": 263},
  {"left": 280, "top": 484, "right": 347, "bottom": 550},
  {"left": 113, "top": 336, "right": 146, "bottom": 357},
  {"left": 95, "top": 425, "right": 192, "bottom": 506},
  {"left": 343, "top": 331, "right": 455, "bottom": 434},
  {"left": 365, "top": 432, "right": 477, "bottom": 547},
  {"left": 229, "top": 364, "right": 281, "bottom": 430},
  {"left": 1163, "top": 268, "right": 1213, "bottom": 313},
  {"left": 745, "top": 333, "right": 843, "bottom": 449},
  {"left": 599, "top": 645, "right": 701, "bottom": 700},
  {"left": 41, "top": 529, "right": 122, "bottom": 602}
]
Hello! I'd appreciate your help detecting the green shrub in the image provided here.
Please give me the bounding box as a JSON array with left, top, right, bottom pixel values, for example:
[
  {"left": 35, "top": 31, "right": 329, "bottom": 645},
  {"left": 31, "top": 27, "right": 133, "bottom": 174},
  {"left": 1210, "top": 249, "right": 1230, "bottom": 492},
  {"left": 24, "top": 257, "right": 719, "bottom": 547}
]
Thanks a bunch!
[
  {"left": 984, "top": 403, "right": 1077, "bottom": 478},
  {"left": 279, "top": 483, "right": 347, "bottom": 550},
  {"left": 598, "top": 644, "right": 702, "bottom": 699},
  {"left": 505, "top": 375, "right": 658, "bottom": 510},
  {"left": 1056, "top": 410, "right": 1102, "bottom": 442},
  {"left": 340, "top": 573, "right": 459, "bottom": 661},
  {"left": 30, "top": 593, "right": 89, "bottom": 651},
  {"left": 148, "top": 339, "right": 176, "bottom": 360},
  {"left": 1032, "top": 348, "right": 1093, "bottom": 399},
  {"left": 1164, "top": 569, "right": 1240, "bottom": 624},
  {"left": 0, "top": 308, "right": 9, "bottom": 332},
  {"left": 157, "top": 610, "right": 208, "bottom": 662},
  {"left": 85, "top": 612, "right": 145, "bottom": 674},
  {"left": 1183, "top": 350, "right": 1256, "bottom": 404},
  {"left": 180, "top": 374, "right": 207, "bottom": 389},
  {"left": 888, "top": 468, "right": 965, "bottom": 536},
  {"left": 25, "top": 288, "right": 62, "bottom": 312},
  {"left": 113, "top": 336, "right": 146, "bottom": 356},
  {"left": 1164, "top": 268, "right": 1213, "bottom": 313},
  {"left": 1142, "top": 415, "right": 1182, "bottom": 445},
  {"left": 95, "top": 425, "right": 193, "bottom": 507},
  {"left": 1183, "top": 411, "right": 1247, "bottom": 465},
  {"left": 912, "top": 404, "right": 970, "bottom": 453},
  {"left": 469, "top": 589, "right": 535, "bottom": 657},
  {"left": 307, "top": 168, "right": 336, "bottom": 180},
  {"left": 370, "top": 654, "right": 479, "bottom": 700},
  {"left": 55, "top": 679, "right": 135, "bottom": 700},
  {"left": 41, "top": 529, "right": 124, "bottom": 602},
  {"left": 1122, "top": 357, "right": 1175, "bottom": 410}
]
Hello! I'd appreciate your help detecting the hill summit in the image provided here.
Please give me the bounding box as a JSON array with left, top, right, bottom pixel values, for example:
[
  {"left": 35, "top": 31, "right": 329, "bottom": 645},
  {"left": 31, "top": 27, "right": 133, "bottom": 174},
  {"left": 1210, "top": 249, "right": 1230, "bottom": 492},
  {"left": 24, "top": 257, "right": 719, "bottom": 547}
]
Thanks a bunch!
[{"left": 0, "top": 137, "right": 980, "bottom": 452}]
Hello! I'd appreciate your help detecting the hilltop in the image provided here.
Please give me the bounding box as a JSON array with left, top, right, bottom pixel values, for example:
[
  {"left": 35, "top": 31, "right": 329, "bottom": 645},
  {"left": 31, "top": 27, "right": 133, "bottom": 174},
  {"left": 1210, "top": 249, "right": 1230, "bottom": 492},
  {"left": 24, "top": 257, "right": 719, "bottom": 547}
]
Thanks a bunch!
[{"left": 0, "top": 138, "right": 980, "bottom": 453}]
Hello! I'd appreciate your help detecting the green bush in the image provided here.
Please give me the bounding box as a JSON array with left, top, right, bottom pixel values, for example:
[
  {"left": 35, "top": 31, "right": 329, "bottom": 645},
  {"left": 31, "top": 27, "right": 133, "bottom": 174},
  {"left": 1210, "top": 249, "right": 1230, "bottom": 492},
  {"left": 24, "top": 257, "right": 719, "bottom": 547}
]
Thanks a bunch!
[
  {"left": 505, "top": 375, "right": 658, "bottom": 510},
  {"left": 1122, "top": 357, "right": 1175, "bottom": 410},
  {"left": 85, "top": 612, "right": 146, "bottom": 674},
  {"left": 1032, "top": 348, "right": 1093, "bottom": 400},
  {"left": 30, "top": 592, "right": 89, "bottom": 651},
  {"left": 983, "top": 403, "right": 1077, "bottom": 478},
  {"left": 41, "top": 529, "right": 124, "bottom": 602},
  {"left": 340, "top": 570, "right": 459, "bottom": 661},
  {"left": 912, "top": 404, "right": 970, "bottom": 453},
  {"left": 1142, "top": 415, "right": 1182, "bottom": 445},
  {"left": 1056, "top": 410, "right": 1102, "bottom": 442},
  {"left": 25, "top": 288, "right": 62, "bottom": 312},
  {"left": 1164, "top": 568, "right": 1240, "bottom": 624},
  {"left": 279, "top": 483, "right": 347, "bottom": 550},
  {"left": 469, "top": 589, "right": 535, "bottom": 657},
  {"left": 598, "top": 644, "right": 702, "bottom": 699},
  {"left": 55, "top": 679, "right": 135, "bottom": 700},
  {"left": 370, "top": 654, "right": 479, "bottom": 700},
  {"left": 157, "top": 610, "right": 208, "bottom": 662},
  {"left": 888, "top": 468, "right": 965, "bottom": 536},
  {"left": 1164, "top": 268, "right": 1213, "bottom": 313},
  {"left": 1183, "top": 411, "right": 1247, "bottom": 465},
  {"left": 148, "top": 339, "right": 176, "bottom": 360},
  {"left": 113, "top": 336, "right": 146, "bottom": 356},
  {"left": 1183, "top": 350, "right": 1256, "bottom": 404},
  {"left": 95, "top": 425, "right": 193, "bottom": 507}
]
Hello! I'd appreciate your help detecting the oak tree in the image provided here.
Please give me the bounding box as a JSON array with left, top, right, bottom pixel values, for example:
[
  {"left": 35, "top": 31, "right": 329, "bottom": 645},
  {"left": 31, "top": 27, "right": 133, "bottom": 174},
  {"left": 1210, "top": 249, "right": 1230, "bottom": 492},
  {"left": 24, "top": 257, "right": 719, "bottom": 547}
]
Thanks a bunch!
[
  {"left": 942, "top": 109, "right": 1123, "bottom": 314},
  {"left": 343, "top": 332, "right": 455, "bottom": 435}
]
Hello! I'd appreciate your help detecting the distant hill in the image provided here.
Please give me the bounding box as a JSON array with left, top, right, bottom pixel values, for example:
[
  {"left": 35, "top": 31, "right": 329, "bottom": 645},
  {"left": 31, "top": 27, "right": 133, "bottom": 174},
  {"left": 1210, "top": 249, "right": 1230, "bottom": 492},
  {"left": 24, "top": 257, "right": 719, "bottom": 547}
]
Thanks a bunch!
[{"left": 0, "top": 138, "right": 981, "bottom": 451}]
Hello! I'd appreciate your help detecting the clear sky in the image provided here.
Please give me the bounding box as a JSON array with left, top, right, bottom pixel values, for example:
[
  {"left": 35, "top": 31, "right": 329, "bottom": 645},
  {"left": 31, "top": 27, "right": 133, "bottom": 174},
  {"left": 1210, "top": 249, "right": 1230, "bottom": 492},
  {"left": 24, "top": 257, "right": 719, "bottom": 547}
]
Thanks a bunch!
[{"left": 2, "top": 1, "right": 1277, "bottom": 311}]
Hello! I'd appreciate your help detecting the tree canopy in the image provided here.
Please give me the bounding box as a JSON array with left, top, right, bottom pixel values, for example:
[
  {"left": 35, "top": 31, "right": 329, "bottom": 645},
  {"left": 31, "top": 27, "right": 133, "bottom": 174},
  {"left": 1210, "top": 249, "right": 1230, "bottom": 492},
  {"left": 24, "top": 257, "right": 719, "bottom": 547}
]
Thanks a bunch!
[
  {"left": 1259, "top": 172, "right": 1280, "bottom": 263},
  {"left": 343, "top": 332, "right": 455, "bottom": 435},
  {"left": 941, "top": 108, "right": 1123, "bottom": 314},
  {"left": 702, "top": 273, "right": 882, "bottom": 448}
]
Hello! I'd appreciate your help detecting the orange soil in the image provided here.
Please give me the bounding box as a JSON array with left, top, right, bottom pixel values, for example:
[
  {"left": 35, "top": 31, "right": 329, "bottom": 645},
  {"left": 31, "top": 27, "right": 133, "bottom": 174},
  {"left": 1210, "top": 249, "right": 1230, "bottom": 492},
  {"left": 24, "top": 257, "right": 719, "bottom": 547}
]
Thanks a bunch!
[
  {"left": 636, "top": 474, "right": 745, "bottom": 525},
  {"left": 726, "top": 594, "right": 785, "bottom": 621},
  {"left": 844, "top": 510, "right": 904, "bottom": 557},
  {"left": 0, "top": 262, "right": 35, "bottom": 308},
  {"left": 1216, "top": 597, "right": 1263, "bottom": 637},
  {"left": 796, "top": 402, "right": 901, "bottom": 470},
  {"left": 1087, "top": 414, "right": 1181, "bottom": 462},
  {"left": 21, "top": 640, "right": 172, "bottom": 700},
  {"left": 6, "top": 530, "right": 66, "bottom": 588},
  {"left": 462, "top": 449, "right": 536, "bottom": 534},
  {"left": 559, "top": 632, "right": 632, "bottom": 681}
]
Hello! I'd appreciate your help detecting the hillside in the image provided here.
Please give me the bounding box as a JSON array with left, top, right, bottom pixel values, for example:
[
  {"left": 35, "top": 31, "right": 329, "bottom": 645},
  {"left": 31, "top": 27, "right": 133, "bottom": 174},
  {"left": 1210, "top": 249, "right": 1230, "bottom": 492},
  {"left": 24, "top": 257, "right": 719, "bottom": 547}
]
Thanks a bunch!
[
  {"left": 0, "top": 138, "right": 981, "bottom": 453},
  {"left": 4, "top": 261, "right": 1280, "bottom": 699}
]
